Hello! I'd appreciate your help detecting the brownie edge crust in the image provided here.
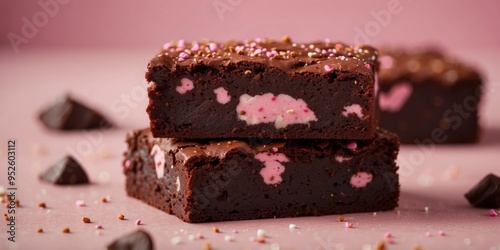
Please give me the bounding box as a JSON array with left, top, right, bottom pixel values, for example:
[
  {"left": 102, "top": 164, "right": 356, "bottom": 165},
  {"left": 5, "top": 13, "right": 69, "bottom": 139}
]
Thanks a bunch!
[{"left": 123, "top": 128, "right": 400, "bottom": 223}]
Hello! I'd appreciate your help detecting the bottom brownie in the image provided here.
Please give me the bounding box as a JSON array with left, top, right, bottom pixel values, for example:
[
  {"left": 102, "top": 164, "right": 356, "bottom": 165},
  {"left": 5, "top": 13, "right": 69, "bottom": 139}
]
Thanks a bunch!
[{"left": 123, "top": 128, "right": 400, "bottom": 223}]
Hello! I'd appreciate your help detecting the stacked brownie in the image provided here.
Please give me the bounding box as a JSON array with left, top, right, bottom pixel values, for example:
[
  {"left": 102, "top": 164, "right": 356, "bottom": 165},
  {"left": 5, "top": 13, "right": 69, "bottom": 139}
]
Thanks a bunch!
[
  {"left": 124, "top": 37, "right": 400, "bottom": 223},
  {"left": 378, "top": 48, "right": 483, "bottom": 143}
]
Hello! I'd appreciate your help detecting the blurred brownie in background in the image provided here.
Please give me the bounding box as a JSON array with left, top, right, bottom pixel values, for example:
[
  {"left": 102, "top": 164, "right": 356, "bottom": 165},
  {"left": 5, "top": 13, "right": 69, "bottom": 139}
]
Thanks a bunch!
[{"left": 377, "top": 48, "right": 483, "bottom": 144}]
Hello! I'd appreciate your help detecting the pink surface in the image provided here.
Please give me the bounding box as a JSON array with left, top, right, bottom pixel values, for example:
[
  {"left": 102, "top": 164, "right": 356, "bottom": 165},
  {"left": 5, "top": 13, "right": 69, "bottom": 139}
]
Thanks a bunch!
[
  {"left": 0, "top": 47, "right": 500, "bottom": 249},
  {"left": 1, "top": 0, "right": 500, "bottom": 51}
]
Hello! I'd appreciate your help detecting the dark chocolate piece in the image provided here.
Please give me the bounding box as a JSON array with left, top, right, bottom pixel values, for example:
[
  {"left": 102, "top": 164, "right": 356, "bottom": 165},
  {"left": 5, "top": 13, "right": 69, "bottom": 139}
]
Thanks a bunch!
[
  {"left": 40, "top": 156, "right": 89, "bottom": 185},
  {"left": 123, "top": 128, "right": 400, "bottom": 223},
  {"left": 378, "top": 48, "right": 482, "bottom": 144},
  {"left": 465, "top": 174, "right": 500, "bottom": 208},
  {"left": 107, "top": 230, "right": 154, "bottom": 250},
  {"left": 146, "top": 38, "right": 379, "bottom": 139},
  {"left": 39, "top": 95, "right": 112, "bottom": 130}
]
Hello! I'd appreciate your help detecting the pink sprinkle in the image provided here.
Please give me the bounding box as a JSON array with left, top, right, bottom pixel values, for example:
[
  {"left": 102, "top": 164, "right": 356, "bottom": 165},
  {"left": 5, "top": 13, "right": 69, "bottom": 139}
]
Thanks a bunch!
[
  {"left": 209, "top": 43, "right": 218, "bottom": 52},
  {"left": 233, "top": 230, "right": 239, "bottom": 234},
  {"left": 75, "top": 200, "right": 85, "bottom": 207},
  {"left": 135, "top": 220, "right": 141, "bottom": 226},
  {"left": 347, "top": 141, "right": 357, "bottom": 150},
  {"left": 321, "top": 49, "right": 327, "bottom": 55},
  {"left": 425, "top": 232, "right": 432, "bottom": 237},
  {"left": 124, "top": 160, "right": 131, "bottom": 169},
  {"left": 365, "top": 63, "right": 371, "bottom": 69},
  {"left": 250, "top": 42, "right": 257, "bottom": 48},
  {"left": 324, "top": 65, "right": 333, "bottom": 72},
  {"left": 386, "top": 237, "right": 394, "bottom": 244},
  {"left": 266, "top": 51, "right": 273, "bottom": 57},
  {"left": 335, "top": 44, "right": 343, "bottom": 51},
  {"left": 255, "top": 38, "right": 262, "bottom": 43},
  {"left": 438, "top": 230, "right": 445, "bottom": 236},
  {"left": 325, "top": 38, "right": 331, "bottom": 43},
  {"left": 258, "top": 107, "right": 264, "bottom": 112},
  {"left": 191, "top": 43, "right": 200, "bottom": 52},
  {"left": 95, "top": 225, "right": 103, "bottom": 229},
  {"left": 384, "top": 232, "right": 392, "bottom": 238},
  {"left": 235, "top": 46, "right": 244, "bottom": 52},
  {"left": 271, "top": 50, "right": 278, "bottom": 55},
  {"left": 345, "top": 222, "right": 353, "bottom": 228},
  {"left": 489, "top": 209, "right": 498, "bottom": 217},
  {"left": 256, "top": 237, "right": 266, "bottom": 243},
  {"left": 303, "top": 109, "right": 309, "bottom": 113},
  {"left": 272, "top": 147, "right": 278, "bottom": 153},
  {"left": 329, "top": 53, "right": 334, "bottom": 57},
  {"left": 197, "top": 234, "right": 204, "bottom": 239},
  {"left": 177, "top": 39, "right": 185, "bottom": 48},
  {"left": 162, "top": 42, "right": 172, "bottom": 50},
  {"left": 271, "top": 96, "right": 276, "bottom": 101},
  {"left": 254, "top": 49, "right": 262, "bottom": 54}
]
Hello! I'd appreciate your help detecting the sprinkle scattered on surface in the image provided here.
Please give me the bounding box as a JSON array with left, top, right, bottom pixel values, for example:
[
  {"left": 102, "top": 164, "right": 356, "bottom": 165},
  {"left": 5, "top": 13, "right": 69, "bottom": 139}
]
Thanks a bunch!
[
  {"left": 82, "top": 217, "right": 91, "bottom": 223},
  {"left": 438, "top": 230, "right": 446, "bottom": 236},
  {"left": 375, "top": 241, "right": 386, "bottom": 250},
  {"left": 489, "top": 209, "right": 497, "bottom": 217},
  {"left": 256, "top": 236, "right": 266, "bottom": 243},
  {"left": 289, "top": 224, "right": 297, "bottom": 230},
  {"left": 187, "top": 234, "right": 195, "bottom": 241},
  {"left": 257, "top": 229, "right": 266, "bottom": 237},
  {"left": 118, "top": 214, "right": 125, "bottom": 220},
  {"left": 95, "top": 225, "right": 102, "bottom": 229},
  {"left": 62, "top": 227, "right": 70, "bottom": 233},
  {"left": 197, "top": 233, "right": 205, "bottom": 239},
  {"left": 203, "top": 242, "right": 212, "bottom": 250},
  {"left": 345, "top": 222, "right": 353, "bottom": 228},
  {"left": 425, "top": 232, "right": 432, "bottom": 237},
  {"left": 224, "top": 235, "right": 234, "bottom": 242},
  {"left": 384, "top": 232, "right": 392, "bottom": 238},
  {"left": 75, "top": 200, "right": 85, "bottom": 207},
  {"left": 171, "top": 236, "right": 182, "bottom": 245},
  {"left": 213, "top": 227, "right": 220, "bottom": 233},
  {"left": 37, "top": 202, "right": 46, "bottom": 208},
  {"left": 101, "top": 197, "right": 108, "bottom": 203},
  {"left": 338, "top": 216, "right": 345, "bottom": 222},
  {"left": 424, "top": 206, "right": 429, "bottom": 213},
  {"left": 135, "top": 219, "right": 141, "bottom": 226},
  {"left": 37, "top": 228, "right": 43, "bottom": 233}
]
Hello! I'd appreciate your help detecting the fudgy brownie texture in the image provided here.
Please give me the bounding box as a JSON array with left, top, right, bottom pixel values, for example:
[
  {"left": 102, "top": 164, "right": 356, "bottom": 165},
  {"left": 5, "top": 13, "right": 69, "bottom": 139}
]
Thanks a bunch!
[
  {"left": 378, "top": 48, "right": 482, "bottom": 144},
  {"left": 123, "top": 128, "right": 400, "bottom": 223},
  {"left": 146, "top": 37, "right": 379, "bottom": 139}
]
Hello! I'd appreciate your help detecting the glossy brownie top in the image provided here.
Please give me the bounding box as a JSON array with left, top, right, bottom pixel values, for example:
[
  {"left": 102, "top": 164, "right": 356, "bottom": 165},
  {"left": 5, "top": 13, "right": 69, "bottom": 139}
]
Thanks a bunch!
[
  {"left": 148, "top": 36, "right": 378, "bottom": 75},
  {"left": 378, "top": 48, "right": 482, "bottom": 85}
]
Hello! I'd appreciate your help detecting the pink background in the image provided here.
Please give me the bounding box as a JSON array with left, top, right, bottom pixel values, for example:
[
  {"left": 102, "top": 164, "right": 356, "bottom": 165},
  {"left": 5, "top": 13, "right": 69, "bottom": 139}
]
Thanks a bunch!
[{"left": 1, "top": 0, "right": 500, "bottom": 50}]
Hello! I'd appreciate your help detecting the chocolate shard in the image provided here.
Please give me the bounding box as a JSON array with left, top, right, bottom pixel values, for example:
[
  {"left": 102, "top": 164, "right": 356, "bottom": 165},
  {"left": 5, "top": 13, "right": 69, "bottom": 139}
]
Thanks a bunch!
[
  {"left": 107, "top": 230, "right": 154, "bottom": 250},
  {"left": 465, "top": 174, "right": 500, "bottom": 208},
  {"left": 39, "top": 94, "right": 112, "bottom": 130},
  {"left": 40, "top": 156, "right": 89, "bottom": 185}
]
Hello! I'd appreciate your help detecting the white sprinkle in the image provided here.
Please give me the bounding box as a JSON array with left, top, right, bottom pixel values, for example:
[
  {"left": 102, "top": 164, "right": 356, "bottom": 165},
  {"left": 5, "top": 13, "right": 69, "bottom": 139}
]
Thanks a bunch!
[
  {"left": 171, "top": 236, "right": 182, "bottom": 245},
  {"left": 425, "top": 206, "right": 429, "bottom": 213},
  {"left": 289, "top": 224, "right": 297, "bottom": 230},
  {"left": 75, "top": 200, "right": 85, "bottom": 207},
  {"left": 257, "top": 229, "right": 266, "bottom": 237},
  {"left": 224, "top": 235, "right": 234, "bottom": 242},
  {"left": 188, "top": 234, "right": 195, "bottom": 241}
]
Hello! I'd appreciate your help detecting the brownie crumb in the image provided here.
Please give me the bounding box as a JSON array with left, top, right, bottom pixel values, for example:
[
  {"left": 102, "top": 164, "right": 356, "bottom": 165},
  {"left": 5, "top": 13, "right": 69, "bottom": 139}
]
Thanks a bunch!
[
  {"left": 37, "top": 202, "right": 46, "bottom": 208},
  {"left": 82, "top": 217, "right": 91, "bottom": 223},
  {"left": 213, "top": 227, "right": 220, "bottom": 233},
  {"left": 203, "top": 242, "right": 212, "bottom": 250},
  {"left": 62, "top": 227, "right": 70, "bottom": 233},
  {"left": 375, "top": 241, "right": 386, "bottom": 250},
  {"left": 338, "top": 216, "right": 345, "bottom": 222},
  {"left": 118, "top": 214, "right": 125, "bottom": 220},
  {"left": 102, "top": 197, "right": 108, "bottom": 203},
  {"left": 412, "top": 245, "right": 422, "bottom": 250},
  {"left": 15, "top": 200, "right": 20, "bottom": 207},
  {"left": 4, "top": 214, "right": 9, "bottom": 221},
  {"left": 281, "top": 35, "right": 292, "bottom": 43},
  {"left": 37, "top": 228, "right": 43, "bottom": 233}
]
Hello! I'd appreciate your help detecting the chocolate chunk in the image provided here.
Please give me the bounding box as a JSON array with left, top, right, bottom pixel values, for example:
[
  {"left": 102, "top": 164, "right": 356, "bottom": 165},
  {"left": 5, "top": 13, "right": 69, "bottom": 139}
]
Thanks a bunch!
[
  {"left": 40, "top": 156, "right": 89, "bottom": 185},
  {"left": 465, "top": 174, "right": 500, "bottom": 208},
  {"left": 107, "top": 230, "right": 154, "bottom": 250},
  {"left": 39, "top": 95, "right": 112, "bottom": 130}
]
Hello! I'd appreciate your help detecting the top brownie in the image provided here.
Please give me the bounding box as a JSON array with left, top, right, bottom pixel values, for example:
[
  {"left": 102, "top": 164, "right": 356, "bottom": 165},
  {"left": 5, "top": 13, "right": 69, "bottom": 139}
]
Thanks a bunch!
[{"left": 146, "top": 37, "right": 378, "bottom": 139}]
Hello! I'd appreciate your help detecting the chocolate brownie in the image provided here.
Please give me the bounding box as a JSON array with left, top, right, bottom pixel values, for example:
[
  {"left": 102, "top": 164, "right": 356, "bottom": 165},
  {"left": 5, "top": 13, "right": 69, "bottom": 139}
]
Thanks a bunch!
[
  {"left": 378, "top": 48, "right": 483, "bottom": 143},
  {"left": 123, "top": 128, "right": 400, "bottom": 223},
  {"left": 146, "top": 37, "right": 379, "bottom": 139}
]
